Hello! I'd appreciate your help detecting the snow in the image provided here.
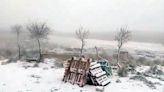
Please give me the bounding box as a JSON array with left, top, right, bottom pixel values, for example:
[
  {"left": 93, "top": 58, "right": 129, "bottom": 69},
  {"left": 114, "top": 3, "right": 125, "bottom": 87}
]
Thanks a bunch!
[
  {"left": 0, "top": 59, "right": 163, "bottom": 92},
  {"left": 101, "top": 78, "right": 111, "bottom": 86},
  {"left": 90, "top": 64, "right": 101, "bottom": 70},
  {"left": 95, "top": 71, "right": 106, "bottom": 77},
  {"left": 136, "top": 66, "right": 150, "bottom": 73}
]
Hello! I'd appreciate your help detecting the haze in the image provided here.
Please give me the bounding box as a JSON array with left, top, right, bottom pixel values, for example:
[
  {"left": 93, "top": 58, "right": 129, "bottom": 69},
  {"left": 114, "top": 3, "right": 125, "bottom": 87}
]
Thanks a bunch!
[{"left": 0, "top": 0, "right": 163, "bottom": 32}]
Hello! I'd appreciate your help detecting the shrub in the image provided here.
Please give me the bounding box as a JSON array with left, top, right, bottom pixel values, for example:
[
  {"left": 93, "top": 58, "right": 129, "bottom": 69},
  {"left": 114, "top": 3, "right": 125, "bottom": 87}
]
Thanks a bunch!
[
  {"left": 153, "top": 59, "right": 162, "bottom": 65},
  {"left": 162, "top": 60, "right": 164, "bottom": 66},
  {"left": 118, "top": 66, "right": 128, "bottom": 77},
  {"left": 137, "top": 57, "right": 146, "bottom": 65},
  {"left": 53, "top": 59, "right": 64, "bottom": 68}
]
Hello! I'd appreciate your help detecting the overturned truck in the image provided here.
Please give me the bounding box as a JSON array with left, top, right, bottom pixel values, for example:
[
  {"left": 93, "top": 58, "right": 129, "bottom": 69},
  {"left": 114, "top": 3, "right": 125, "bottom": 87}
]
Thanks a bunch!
[{"left": 62, "top": 57, "right": 112, "bottom": 87}]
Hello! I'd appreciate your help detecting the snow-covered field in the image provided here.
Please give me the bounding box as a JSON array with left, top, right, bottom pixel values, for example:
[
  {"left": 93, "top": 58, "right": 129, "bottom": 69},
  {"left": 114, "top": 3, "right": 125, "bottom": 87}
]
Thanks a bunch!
[
  {"left": 0, "top": 36, "right": 164, "bottom": 92},
  {"left": 49, "top": 35, "right": 164, "bottom": 52},
  {"left": 0, "top": 59, "right": 163, "bottom": 92},
  {"left": 49, "top": 36, "right": 164, "bottom": 61}
]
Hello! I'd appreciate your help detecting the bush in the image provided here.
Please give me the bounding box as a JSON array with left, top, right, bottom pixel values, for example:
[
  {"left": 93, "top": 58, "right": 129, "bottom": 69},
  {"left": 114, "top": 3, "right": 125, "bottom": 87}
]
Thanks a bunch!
[
  {"left": 149, "top": 65, "right": 164, "bottom": 75},
  {"left": 162, "top": 60, "right": 164, "bottom": 66},
  {"left": 130, "top": 75, "right": 156, "bottom": 89},
  {"left": 135, "top": 57, "right": 157, "bottom": 66},
  {"left": 118, "top": 66, "right": 128, "bottom": 77},
  {"left": 137, "top": 57, "right": 146, "bottom": 65},
  {"left": 54, "top": 61, "right": 63, "bottom": 68},
  {"left": 153, "top": 59, "right": 163, "bottom": 65},
  {"left": 53, "top": 59, "right": 64, "bottom": 68}
]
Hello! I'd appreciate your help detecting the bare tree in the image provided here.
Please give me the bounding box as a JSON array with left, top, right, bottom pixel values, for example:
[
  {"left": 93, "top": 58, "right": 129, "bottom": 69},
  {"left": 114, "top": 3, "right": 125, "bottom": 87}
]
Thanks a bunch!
[
  {"left": 75, "top": 27, "right": 89, "bottom": 56},
  {"left": 12, "top": 25, "right": 22, "bottom": 59},
  {"left": 115, "top": 27, "right": 131, "bottom": 68},
  {"left": 26, "top": 22, "right": 50, "bottom": 62}
]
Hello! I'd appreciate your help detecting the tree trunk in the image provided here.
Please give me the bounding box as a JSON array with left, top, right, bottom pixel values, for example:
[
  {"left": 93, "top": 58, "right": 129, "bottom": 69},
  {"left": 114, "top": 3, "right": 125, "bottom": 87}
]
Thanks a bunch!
[
  {"left": 117, "top": 47, "right": 121, "bottom": 69},
  {"left": 18, "top": 44, "right": 21, "bottom": 59},
  {"left": 17, "top": 33, "right": 21, "bottom": 60},
  {"left": 80, "top": 41, "right": 84, "bottom": 56},
  {"left": 37, "top": 39, "right": 41, "bottom": 62}
]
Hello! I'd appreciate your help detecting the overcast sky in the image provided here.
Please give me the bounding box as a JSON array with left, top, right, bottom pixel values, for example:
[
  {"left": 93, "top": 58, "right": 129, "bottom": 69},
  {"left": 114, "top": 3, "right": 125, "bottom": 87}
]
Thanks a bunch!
[{"left": 0, "top": 0, "right": 163, "bottom": 32}]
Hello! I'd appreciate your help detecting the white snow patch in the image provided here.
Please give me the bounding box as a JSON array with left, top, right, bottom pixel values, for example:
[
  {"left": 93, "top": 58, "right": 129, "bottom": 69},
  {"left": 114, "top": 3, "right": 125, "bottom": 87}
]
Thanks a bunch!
[{"left": 0, "top": 60, "right": 163, "bottom": 92}]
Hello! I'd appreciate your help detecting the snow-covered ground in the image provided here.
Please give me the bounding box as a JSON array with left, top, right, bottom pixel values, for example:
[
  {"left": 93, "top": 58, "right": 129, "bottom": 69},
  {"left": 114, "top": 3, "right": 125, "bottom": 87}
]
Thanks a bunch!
[{"left": 0, "top": 59, "right": 163, "bottom": 92}]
